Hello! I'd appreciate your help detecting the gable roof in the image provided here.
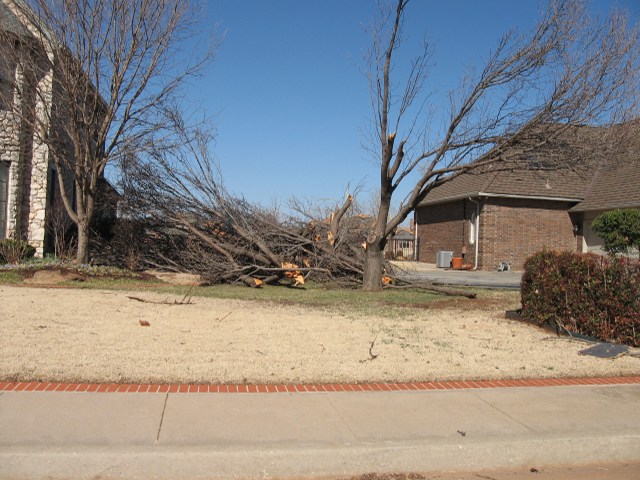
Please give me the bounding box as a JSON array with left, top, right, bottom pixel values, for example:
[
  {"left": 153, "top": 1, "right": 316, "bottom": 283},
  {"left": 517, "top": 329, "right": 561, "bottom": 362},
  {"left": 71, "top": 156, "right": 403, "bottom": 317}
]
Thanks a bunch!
[
  {"left": 569, "top": 161, "right": 640, "bottom": 212},
  {"left": 418, "top": 167, "right": 590, "bottom": 205},
  {"left": 418, "top": 123, "right": 639, "bottom": 211}
]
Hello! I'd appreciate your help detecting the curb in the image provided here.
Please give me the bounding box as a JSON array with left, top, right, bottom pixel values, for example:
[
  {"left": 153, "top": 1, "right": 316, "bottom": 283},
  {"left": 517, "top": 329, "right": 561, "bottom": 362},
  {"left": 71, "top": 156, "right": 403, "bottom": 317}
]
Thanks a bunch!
[
  {"left": 4, "top": 437, "right": 640, "bottom": 479},
  {"left": 2, "top": 376, "right": 639, "bottom": 393}
]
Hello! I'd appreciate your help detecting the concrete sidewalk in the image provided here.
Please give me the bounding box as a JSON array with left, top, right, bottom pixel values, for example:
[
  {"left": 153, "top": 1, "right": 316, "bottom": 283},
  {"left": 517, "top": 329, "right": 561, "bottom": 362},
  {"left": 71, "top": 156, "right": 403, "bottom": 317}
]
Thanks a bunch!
[{"left": 1, "top": 384, "right": 639, "bottom": 479}]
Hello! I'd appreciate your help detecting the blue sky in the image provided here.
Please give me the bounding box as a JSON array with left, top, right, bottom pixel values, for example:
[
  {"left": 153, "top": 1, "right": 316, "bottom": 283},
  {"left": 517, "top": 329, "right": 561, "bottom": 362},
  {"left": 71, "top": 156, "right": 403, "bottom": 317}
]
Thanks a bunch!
[{"left": 185, "top": 0, "right": 640, "bottom": 210}]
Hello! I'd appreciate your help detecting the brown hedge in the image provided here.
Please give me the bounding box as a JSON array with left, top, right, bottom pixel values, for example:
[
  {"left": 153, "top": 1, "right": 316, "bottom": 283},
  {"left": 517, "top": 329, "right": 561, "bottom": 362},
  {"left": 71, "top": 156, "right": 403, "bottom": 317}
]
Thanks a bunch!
[{"left": 520, "top": 251, "right": 640, "bottom": 347}]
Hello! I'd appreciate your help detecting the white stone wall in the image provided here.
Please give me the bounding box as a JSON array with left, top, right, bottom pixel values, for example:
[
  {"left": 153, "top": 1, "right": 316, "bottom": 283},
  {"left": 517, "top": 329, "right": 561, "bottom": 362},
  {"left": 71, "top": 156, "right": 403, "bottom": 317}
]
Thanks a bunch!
[
  {"left": 0, "top": 25, "right": 54, "bottom": 256},
  {"left": 0, "top": 109, "right": 20, "bottom": 238},
  {"left": 0, "top": 111, "right": 19, "bottom": 163},
  {"left": 25, "top": 65, "right": 53, "bottom": 256},
  {"left": 2, "top": 2, "right": 64, "bottom": 257}
]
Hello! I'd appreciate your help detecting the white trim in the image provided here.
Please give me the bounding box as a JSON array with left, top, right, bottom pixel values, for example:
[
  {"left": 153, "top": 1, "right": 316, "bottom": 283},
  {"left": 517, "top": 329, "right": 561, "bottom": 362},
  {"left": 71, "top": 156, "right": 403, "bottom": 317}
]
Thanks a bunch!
[
  {"left": 413, "top": 210, "right": 418, "bottom": 261},
  {"left": 469, "top": 211, "right": 476, "bottom": 245},
  {"left": 420, "top": 192, "right": 582, "bottom": 207},
  {"left": 468, "top": 197, "right": 480, "bottom": 270},
  {"left": 477, "top": 192, "right": 582, "bottom": 202}
]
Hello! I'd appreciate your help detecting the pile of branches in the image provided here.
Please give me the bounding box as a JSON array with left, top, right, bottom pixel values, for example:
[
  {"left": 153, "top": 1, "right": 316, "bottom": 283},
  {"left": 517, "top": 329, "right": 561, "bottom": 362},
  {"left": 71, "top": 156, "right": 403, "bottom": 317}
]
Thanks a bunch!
[
  {"left": 142, "top": 194, "right": 370, "bottom": 287},
  {"left": 118, "top": 125, "right": 373, "bottom": 287}
]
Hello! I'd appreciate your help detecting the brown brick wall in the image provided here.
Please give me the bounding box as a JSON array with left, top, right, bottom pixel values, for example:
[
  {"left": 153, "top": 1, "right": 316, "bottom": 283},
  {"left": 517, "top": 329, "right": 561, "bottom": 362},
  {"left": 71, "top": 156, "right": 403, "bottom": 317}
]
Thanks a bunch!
[
  {"left": 416, "top": 200, "right": 476, "bottom": 266},
  {"left": 479, "top": 198, "right": 577, "bottom": 270},
  {"left": 416, "top": 198, "right": 579, "bottom": 270}
]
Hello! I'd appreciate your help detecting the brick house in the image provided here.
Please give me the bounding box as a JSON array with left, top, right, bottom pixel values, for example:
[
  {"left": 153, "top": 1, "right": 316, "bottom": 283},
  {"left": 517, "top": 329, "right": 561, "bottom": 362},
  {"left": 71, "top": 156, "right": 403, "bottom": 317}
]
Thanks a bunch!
[{"left": 415, "top": 126, "right": 640, "bottom": 271}]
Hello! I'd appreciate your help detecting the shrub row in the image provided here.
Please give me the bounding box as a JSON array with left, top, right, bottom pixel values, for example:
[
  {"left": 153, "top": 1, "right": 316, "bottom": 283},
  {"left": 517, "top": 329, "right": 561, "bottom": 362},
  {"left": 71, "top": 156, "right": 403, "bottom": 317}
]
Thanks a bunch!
[{"left": 521, "top": 250, "right": 640, "bottom": 347}]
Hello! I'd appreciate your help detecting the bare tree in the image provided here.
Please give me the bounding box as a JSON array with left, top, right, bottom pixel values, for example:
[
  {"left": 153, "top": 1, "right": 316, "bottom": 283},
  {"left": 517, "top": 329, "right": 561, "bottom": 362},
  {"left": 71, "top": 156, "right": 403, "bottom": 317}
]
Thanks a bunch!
[
  {"left": 2, "top": 0, "right": 214, "bottom": 263},
  {"left": 362, "top": 0, "right": 640, "bottom": 290}
]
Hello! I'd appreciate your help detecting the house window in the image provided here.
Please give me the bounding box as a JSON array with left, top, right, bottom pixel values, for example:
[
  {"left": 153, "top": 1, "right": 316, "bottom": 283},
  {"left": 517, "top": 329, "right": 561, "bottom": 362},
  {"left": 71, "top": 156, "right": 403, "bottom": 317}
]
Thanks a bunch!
[{"left": 0, "top": 162, "right": 9, "bottom": 239}]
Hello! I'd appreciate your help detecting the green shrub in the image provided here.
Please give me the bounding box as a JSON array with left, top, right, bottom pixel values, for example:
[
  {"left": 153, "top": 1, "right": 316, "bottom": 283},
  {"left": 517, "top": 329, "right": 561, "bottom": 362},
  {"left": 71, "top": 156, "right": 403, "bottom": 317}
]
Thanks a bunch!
[
  {"left": 521, "top": 250, "right": 640, "bottom": 347},
  {"left": 0, "top": 239, "right": 37, "bottom": 264},
  {"left": 592, "top": 208, "right": 640, "bottom": 256}
]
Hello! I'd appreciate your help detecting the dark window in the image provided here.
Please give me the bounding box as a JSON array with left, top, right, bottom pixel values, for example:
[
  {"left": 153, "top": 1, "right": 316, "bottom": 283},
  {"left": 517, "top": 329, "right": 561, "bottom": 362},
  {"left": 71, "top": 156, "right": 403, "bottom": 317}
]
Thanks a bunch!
[
  {"left": 48, "top": 168, "right": 57, "bottom": 208},
  {"left": 0, "top": 162, "right": 9, "bottom": 238}
]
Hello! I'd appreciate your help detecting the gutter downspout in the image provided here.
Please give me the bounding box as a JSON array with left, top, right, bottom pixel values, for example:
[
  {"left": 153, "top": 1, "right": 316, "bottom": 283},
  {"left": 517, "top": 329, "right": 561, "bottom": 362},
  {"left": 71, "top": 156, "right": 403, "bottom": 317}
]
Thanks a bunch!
[{"left": 468, "top": 197, "right": 480, "bottom": 270}]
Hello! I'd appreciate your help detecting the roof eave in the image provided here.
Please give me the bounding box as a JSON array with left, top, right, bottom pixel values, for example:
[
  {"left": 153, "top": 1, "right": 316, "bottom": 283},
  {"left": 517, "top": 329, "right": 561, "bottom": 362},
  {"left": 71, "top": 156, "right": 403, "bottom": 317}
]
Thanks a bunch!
[
  {"left": 418, "top": 192, "right": 583, "bottom": 207},
  {"left": 569, "top": 202, "right": 640, "bottom": 213}
]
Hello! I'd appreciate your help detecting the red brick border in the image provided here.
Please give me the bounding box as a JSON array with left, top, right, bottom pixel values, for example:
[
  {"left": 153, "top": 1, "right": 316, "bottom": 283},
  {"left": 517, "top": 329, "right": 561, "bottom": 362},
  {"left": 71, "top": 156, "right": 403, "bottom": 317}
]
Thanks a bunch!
[{"left": 0, "top": 376, "right": 639, "bottom": 393}]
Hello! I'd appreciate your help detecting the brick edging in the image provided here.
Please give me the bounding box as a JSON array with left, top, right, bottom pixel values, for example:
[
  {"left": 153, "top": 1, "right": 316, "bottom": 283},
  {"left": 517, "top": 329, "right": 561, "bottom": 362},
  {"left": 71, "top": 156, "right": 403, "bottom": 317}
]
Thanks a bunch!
[{"left": 1, "top": 377, "right": 639, "bottom": 393}]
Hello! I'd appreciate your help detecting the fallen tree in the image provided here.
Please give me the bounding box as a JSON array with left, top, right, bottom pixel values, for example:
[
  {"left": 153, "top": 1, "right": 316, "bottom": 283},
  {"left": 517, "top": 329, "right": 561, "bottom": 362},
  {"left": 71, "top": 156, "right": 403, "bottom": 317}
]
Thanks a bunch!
[
  {"left": 114, "top": 119, "right": 473, "bottom": 297},
  {"left": 118, "top": 121, "right": 366, "bottom": 287}
]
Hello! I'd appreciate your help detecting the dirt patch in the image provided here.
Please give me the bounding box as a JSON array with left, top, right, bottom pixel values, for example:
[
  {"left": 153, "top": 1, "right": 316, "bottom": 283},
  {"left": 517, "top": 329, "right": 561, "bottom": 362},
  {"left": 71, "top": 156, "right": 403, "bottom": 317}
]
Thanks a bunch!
[
  {"left": 386, "top": 294, "right": 517, "bottom": 312},
  {"left": 143, "top": 270, "right": 206, "bottom": 286},
  {"left": 22, "top": 269, "right": 84, "bottom": 284},
  {"left": 1, "top": 285, "right": 638, "bottom": 384}
]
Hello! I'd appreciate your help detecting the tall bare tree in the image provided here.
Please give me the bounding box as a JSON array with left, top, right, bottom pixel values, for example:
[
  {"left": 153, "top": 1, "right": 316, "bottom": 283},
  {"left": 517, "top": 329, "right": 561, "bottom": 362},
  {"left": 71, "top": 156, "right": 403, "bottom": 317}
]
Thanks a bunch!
[
  {"left": 362, "top": 0, "right": 640, "bottom": 290},
  {"left": 2, "top": 0, "right": 214, "bottom": 263}
]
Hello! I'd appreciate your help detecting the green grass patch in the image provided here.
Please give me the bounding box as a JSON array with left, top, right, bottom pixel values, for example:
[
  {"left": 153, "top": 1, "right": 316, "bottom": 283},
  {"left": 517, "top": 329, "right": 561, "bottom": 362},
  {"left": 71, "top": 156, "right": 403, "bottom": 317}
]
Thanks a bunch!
[
  {"left": 150, "top": 282, "right": 495, "bottom": 316},
  {"left": 179, "top": 282, "right": 439, "bottom": 306},
  {"left": 0, "top": 262, "right": 517, "bottom": 315},
  {"left": 0, "top": 270, "right": 23, "bottom": 284}
]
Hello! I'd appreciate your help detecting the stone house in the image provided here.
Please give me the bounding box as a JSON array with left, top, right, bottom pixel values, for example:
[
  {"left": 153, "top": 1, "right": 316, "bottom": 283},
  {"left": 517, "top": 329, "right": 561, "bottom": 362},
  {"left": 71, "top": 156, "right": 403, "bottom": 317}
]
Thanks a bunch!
[
  {"left": 414, "top": 125, "right": 640, "bottom": 271},
  {"left": 1, "top": 0, "right": 59, "bottom": 255}
]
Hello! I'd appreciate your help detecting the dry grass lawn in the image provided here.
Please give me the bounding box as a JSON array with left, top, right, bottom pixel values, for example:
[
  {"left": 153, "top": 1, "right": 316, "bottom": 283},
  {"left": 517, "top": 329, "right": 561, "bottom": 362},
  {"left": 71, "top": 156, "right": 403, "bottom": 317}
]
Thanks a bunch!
[{"left": 1, "top": 285, "right": 638, "bottom": 384}]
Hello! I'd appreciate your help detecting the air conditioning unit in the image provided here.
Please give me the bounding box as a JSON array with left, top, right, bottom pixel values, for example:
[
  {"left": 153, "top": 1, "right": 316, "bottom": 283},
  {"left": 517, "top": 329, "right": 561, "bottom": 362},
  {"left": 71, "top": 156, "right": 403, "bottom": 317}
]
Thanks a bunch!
[{"left": 436, "top": 251, "right": 454, "bottom": 268}]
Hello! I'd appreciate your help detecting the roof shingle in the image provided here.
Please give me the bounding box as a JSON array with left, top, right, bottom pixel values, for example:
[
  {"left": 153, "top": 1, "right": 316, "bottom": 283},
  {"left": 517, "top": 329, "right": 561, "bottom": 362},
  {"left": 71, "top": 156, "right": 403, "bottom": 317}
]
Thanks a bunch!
[
  {"left": 570, "top": 162, "right": 640, "bottom": 212},
  {"left": 419, "top": 123, "right": 639, "bottom": 211}
]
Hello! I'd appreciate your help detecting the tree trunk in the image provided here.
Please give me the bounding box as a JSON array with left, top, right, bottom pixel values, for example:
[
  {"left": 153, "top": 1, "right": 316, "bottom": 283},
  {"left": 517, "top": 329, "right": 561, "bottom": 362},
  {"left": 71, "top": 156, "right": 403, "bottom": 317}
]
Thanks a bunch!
[
  {"left": 362, "top": 242, "right": 384, "bottom": 291},
  {"left": 363, "top": 187, "right": 391, "bottom": 290},
  {"left": 76, "top": 221, "right": 90, "bottom": 264}
]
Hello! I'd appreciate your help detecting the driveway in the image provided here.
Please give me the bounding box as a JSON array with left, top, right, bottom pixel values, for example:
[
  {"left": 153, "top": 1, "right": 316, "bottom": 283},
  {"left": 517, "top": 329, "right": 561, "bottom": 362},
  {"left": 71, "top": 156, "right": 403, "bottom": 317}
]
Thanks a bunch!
[{"left": 391, "top": 261, "right": 522, "bottom": 289}]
